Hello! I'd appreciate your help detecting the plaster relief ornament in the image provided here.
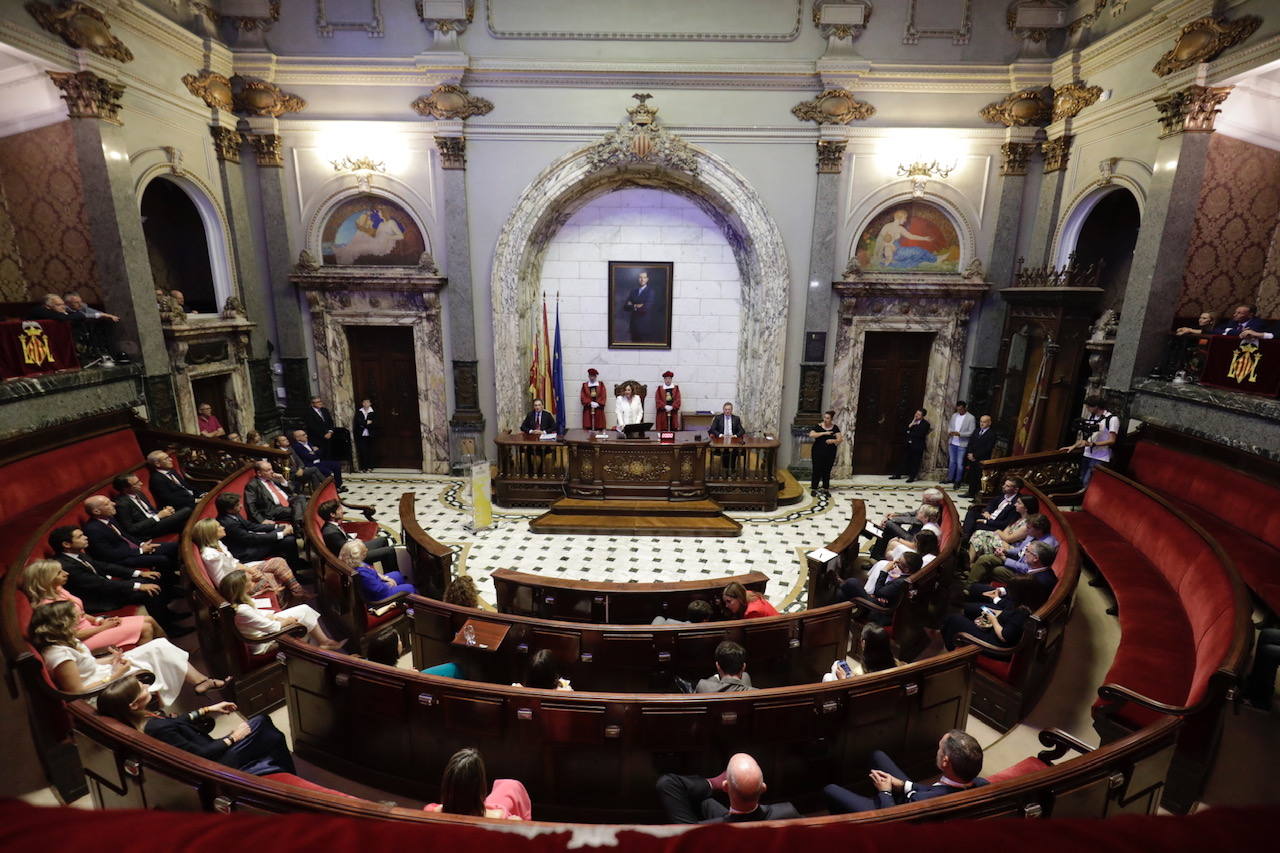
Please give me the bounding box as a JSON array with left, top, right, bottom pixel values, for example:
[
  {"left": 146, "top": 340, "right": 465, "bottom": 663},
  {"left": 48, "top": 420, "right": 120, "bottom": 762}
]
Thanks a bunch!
[
  {"left": 585, "top": 94, "right": 697, "bottom": 175},
  {"left": 182, "top": 71, "right": 234, "bottom": 111},
  {"left": 46, "top": 70, "right": 125, "bottom": 125},
  {"left": 981, "top": 87, "right": 1053, "bottom": 127},
  {"left": 230, "top": 76, "right": 306, "bottom": 118},
  {"left": 791, "top": 88, "right": 876, "bottom": 125},
  {"left": 295, "top": 250, "right": 320, "bottom": 272},
  {"left": 411, "top": 84, "right": 494, "bottom": 120},
  {"left": 221, "top": 297, "right": 246, "bottom": 320},
  {"left": 1052, "top": 82, "right": 1102, "bottom": 122},
  {"left": 26, "top": 1, "right": 133, "bottom": 63},
  {"left": 1152, "top": 15, "right": 1262, "bottom": 77}
]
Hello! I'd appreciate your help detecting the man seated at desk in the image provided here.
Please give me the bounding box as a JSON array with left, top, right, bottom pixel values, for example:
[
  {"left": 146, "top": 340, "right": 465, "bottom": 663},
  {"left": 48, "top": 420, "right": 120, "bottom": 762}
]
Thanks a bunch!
[
  {"left": 709, "top": 402, "right": 745, "bottom": 473},
  {"left": 519, "top": 398, "right": 558, "bottom": 475},
  {"left": 614, "top": 382, "right": 645, "bottom": 432}
]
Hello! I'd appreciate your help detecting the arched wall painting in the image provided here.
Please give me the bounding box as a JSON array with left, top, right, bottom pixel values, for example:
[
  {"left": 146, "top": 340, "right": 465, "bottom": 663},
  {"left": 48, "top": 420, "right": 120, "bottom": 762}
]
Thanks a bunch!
[
  {"left": 320, "top": 194, "right": 426, "bottom": 266},
  {"left": 855, "top": 200, "right": 961, "bottom": 273}
]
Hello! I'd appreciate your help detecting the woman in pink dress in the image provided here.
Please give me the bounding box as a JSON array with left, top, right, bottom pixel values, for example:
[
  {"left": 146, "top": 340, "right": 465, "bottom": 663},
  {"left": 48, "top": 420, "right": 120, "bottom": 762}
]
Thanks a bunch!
[
  {"left": 22, "top": 559, "right": 158, "bottom": 651},
  {"left": 423, "top": 748, "right": 531, "bottom": 820}
]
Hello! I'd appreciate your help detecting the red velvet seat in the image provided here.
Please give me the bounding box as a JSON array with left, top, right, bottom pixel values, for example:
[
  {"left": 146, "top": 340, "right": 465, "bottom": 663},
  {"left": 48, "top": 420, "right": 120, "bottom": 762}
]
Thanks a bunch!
[{"left": 986, "top": 756, "right": 1049, "bottom": 784}]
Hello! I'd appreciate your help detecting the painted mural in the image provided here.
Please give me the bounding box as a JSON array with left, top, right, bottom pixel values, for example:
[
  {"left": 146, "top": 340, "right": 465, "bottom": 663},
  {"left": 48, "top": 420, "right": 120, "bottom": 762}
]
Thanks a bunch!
[
  {"left": 855, "top": 201, "right": 960, "bottom": 273},
  {"left": 320, "top": 194, "right": 426, "bottom": 266}
]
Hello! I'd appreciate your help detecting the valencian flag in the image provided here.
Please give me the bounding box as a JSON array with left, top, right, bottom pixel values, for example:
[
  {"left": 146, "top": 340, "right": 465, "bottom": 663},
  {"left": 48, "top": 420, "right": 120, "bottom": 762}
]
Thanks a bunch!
[
  {"left": 551, "top": 296, "right": 566, "bottom": 434},
  {"left": 527, "top": 294, "right": 554, "bottom": 417}
]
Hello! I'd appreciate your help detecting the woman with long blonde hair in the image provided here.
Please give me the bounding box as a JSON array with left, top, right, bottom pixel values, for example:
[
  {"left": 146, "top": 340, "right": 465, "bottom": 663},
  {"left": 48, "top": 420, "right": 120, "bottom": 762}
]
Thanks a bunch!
[
  {"left": 192, "top": 517, "right": 306, "bottom": 602},
  {"left": 219, "top": 570, "right": 343, "bottom": 654},
  {"left": 22, "top": 559, "right": 160, "bottom": 651}
]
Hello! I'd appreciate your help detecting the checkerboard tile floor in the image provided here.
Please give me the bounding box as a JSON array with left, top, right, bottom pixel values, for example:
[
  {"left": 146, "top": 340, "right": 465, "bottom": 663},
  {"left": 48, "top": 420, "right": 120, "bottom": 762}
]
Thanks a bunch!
[{"left": 344, "top": 472, "right": 973, "bottom": 613}]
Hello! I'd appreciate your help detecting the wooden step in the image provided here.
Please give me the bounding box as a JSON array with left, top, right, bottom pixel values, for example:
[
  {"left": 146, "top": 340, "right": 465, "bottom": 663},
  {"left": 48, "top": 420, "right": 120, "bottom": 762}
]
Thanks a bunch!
[
  {"left": 529, "top": 511, "right": 742, "bottom": 537},
  {"left": 546, "top": 497, "right": 726, "bottom": 517},
  {"left": 776, "top": 469, "right": 803, "bottom": 505}
]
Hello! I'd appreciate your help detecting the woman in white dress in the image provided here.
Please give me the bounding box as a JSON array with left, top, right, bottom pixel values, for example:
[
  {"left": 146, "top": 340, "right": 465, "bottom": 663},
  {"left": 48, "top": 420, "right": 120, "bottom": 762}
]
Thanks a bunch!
[
  {"left": 219, "top": 570, "right": 344, "bottom": 655},
  {"left": 192, "top": 518, "right": 306, "bottom": 602},
  {"left": 614, "top": 382, "right": 644, "bottom": 431},
  {"left": 31, "top": 600, "right": 225, "bottom": 706}
]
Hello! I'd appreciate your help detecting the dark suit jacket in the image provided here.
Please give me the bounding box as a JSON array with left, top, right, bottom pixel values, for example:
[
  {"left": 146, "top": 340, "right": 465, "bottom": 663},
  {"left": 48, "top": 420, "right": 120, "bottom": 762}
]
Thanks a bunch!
[
  {"left": 709, "top": 413, "right": 744, "bottom": 438},
  {"left": 905, "top": 419, "right": 931, "bottom": 447},
  {"left": 1214, "top": 317, "right": 1265, "bottom": 336},
  {"left": 84, "top": 517, "right": 144, "bottom": 565},
  {"left": 519, "top": 410, "right": 558, "bottom": 434},
  {"left": 303, "top": 406, "right": 336, "bottom": 439},
  {"left": 149, "top": 467, "right": 199, "bottom": 510},
  {"left": 980, "top": 494, "right": 1021, "bottom": 531},
  {"left": 114, "top": 492, "right": 189, "bottom": 539},
  {"left": 27, "top": 306, "right": 70, "bottom": 321},
  {"left": 322, "top": 520, "right": 354, "bottom": 556},
  {"left": 354, "top": 409, "right": 374, "bottom": 438},
  {"left": 878, "top": 776, "right": 988, "bottom": 808},
  {"left": 244, "top": 476, "right": 297, "bottom": 524},
  {"left": 218, "top": 512, "right": 283, "bottom": 562},
  {"left": 967, "top": 427, "right": 998, "bottom": 464},
  {"left": 56, "top": 552, "right": 139, "bottom": 613},
  {"left": 291, "top": 441, "right": 327, "bottom": 467}
]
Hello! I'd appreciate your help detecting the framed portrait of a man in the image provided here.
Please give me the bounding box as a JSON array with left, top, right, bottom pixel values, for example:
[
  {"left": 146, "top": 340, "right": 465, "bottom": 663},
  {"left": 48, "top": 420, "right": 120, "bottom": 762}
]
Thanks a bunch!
[{"left": 608, "top": 261, "right": 673, "bottom": 349}]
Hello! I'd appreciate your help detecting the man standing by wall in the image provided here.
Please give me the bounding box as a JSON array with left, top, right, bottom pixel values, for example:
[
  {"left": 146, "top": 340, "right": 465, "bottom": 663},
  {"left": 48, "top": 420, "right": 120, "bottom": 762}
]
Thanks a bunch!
[{"left": 945, "top": 401, "right": 975, "bottom": 489}]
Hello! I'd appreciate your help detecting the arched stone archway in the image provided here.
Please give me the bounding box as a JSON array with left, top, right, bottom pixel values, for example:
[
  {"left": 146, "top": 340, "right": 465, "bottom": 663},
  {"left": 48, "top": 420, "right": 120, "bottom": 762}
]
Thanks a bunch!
[{"left": 489, "top": 105, "right": 790, "bottom": 434}]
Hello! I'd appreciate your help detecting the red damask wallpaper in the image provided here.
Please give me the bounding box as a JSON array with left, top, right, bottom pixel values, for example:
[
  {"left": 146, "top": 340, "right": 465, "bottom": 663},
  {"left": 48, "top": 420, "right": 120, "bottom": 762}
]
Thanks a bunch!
[
  {"left": 0, "top": 121, "right": 100, "bottom": 305},
  {"left": 1175, "top": 133, "right": 1280, "bottom": 320}
]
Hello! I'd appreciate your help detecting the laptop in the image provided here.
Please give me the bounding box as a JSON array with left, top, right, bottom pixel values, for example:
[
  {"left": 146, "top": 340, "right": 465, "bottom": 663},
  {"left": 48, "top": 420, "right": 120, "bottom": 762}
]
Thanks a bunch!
[{"left": 622, "top": 422, "right": 654, "bottom": 439}]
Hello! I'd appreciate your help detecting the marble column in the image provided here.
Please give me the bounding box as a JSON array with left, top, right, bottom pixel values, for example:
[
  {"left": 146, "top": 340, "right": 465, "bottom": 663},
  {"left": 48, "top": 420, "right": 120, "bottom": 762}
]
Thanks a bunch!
[
  {"left": 437, "top": 133, "right": 485, "bottom": 468},
  {"left": 1109, "top": 85, "right": 1231, "bottom": 392},
  {"left": 209, "top": 120, "right": 280, "bottom": 435},
  {"left": 1023, "top": 133, "right": 1073, "bottom": 266},
  {"left": 47, "top": 71, "right": 173, "bottom": 423},
  {"left": 791, "top": 138, "right": 846, "bottom": 476},
  {"left": 243, "top": 119, "right": 310, "bottom": 421},
  {"left": 963, "top": 137, "right": 1038, "bottom": 411}
]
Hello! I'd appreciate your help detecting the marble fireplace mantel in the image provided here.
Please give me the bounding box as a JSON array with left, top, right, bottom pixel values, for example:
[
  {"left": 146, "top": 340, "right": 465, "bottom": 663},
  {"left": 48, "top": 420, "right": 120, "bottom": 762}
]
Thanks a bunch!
[
  {"left": 291, "top": 265, "right": 450, "bottom": 474},
  {"left": 161, "top": 316, "right": 257, "bottom": 436},
  {"left": 829, "top": 276, "right": 990, "bottom": 479}
]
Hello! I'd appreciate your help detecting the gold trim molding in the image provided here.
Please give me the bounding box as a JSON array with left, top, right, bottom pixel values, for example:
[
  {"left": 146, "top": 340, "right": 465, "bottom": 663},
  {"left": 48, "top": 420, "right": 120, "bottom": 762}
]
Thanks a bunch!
[
  {"left": 1153, "top": 85, "right": 1232, "bottom": 138},
  {"left": 1052, "top": 81, "right": 1102, "bottom": 122},
  {"left": 981, "top": 87, "right": 1053, "bottom": 127},
  {"left": 1152, "top": 15, "right": 1261, "bottom": 78},
  {"left": 47, "top": 70, "right": 125, "bottom": 125},
  {"left": 791, "top": 89, "right": 875, "bottom": 125},
  {"left": 411, "top": 84, "right": 494, "bottom": 121},
  {"left": 585, "top": 94, "right": 697, "bottom": 174},
  {"left": 231, "top": 76, "right": 307, "bottom": 118},
  {"left": 182, "top": 71, "right": 233, "bottom": 112},
  {"left": 248, "top": 134, "right": 284, "bottom": 168},
  {"left": 25, "top": 1, "right": 134, "bottom": 63}
]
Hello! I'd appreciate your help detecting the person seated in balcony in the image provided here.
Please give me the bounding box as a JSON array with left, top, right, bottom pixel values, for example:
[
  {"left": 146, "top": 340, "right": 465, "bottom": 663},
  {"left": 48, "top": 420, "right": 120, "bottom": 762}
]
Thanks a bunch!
[
  {"left": 22, "top": 559, "right": 160, "bottom": 651},
  {"left": 291, "top": 429, "right": 345, "bottom": 491},
  {"left": 30, "top": 600, "right": 225, "bottom": 706},
  {"left": 83, "top": 494, "right": 181, "bottom": 578},
  {"left": 112, "top": 473, "right": 191, "bottom": 539},
  {"left": 842, "top": 551, "right": 924, "bottom": 627},
  {"left": 320, "top": 499, "right": 398, "bottom": 575},
  {"left": 968, "top": 494, "right": 1038, "bottom": 562},
  {"left": 64, "top": 291, "right": 129, "bottom": 364},
  {"left": 219, "top": 570, "right": 343, "bottom": 654},
  {"left": 1216, "top": 303, "right": 1272, "bottom": 339},
  {"left": 423, "top": 748, "right": 532, "bottom": 821},
  {"left": 695, "top": 640, "right": 753, "bottom": 694},
  {"left": 657, "top": 752, "right": 799, "bottom": 824},
  {"left": 338, "top": 539, "right": 414, "bottom": 604},
  {"left": 1175, "top": 311, "right": 1217, "bottom": 337},
  {"left": 196, "top": 403, "right": 226, "bottom": 438},
  {"left": 273, "top": 434, "right": 324, "bottom": 493},
  {"left": 962, "top": 476, "right": 1022, "bottom": 537},
  {"left": 943, "top": 575, "right": 1052, "bottom": 652},
  {"left": 966, "top": 513, "right": 1056, "bottom": 586},
  {"left": 145, "top": 450, "right": 205, "bottom": 511},
  {"left": 97, "top": 674, "right": 295, "bottom": 777},
  {"left": 443, "top": 575, "right": 480, "bottom": 608},
  {"left": 721, "top": 580, "right": 777, "bottom": 619},
  {"left": 192, "top": 518, "right": 307, "bottom": 603},
  {"left": 823, "top": 730, "right": 986, "bottom": 814},
  {"left": 214, "top": 492, "right": 303, "bottom": 572}
]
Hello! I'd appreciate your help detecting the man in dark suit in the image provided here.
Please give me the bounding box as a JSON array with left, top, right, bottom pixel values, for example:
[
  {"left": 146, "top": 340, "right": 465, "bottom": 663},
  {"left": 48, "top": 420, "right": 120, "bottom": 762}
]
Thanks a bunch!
[
  {"left": 291, "top": 430, "right": 345, "bottom": 490},
  {"left": 519, "top": 399, "right": 558, "bottom": 476},
  {"left": 709, "top": 402, "right": 745, "bottom": 440},
  {"left": 889, "top": 408, "right": 931, "bottom": 482},
  {"left": 656, "top": 753, "right": 799, "bottom": 824},
  {"left": 823, "top": 729, "right": 987, "bottom": 813},
  {"left": 146, "top": 450, "right": 204, "bottom": 511},
  {"left": 27, "top": 293, "right": 71, "bottom": 321},
  {"left": 621, "top": 270, "right": 659, "bottom": 342},
  {"left": 50, "top": 525, "right": 191, "bottom": 636},
  {"left": 303, "top": 396, "right": 350, "bottom": 461},
  {"left": 245, "top": 460, "right": 307, "bottom": 526},
  {"left": 962, "top": 414, "right": 998, "bottom": 498},
  {"left": 868, "top": 487, "right": 944, "bottom": 560},
  {"left": 82, "top": 494, "right": 180, "bottom": 576},
  {"left": 1215, "top": 304, "right": 1268, "bottom": 337},
  {"left": 962, "top": 475, "right": 1023, "bottom": 537},
  {"left": 214, "top": 492, "right": 303, "bottom": 570},
  {"left": 318, "top": 498, "right": 398, "bottom": 575},
  {"left": 113, "top": 473, "right": 191, "bottom": 539}
]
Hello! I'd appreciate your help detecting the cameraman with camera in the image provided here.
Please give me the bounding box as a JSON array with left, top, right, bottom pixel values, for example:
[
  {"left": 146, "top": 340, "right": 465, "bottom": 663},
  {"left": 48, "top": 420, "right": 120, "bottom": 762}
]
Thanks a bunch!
[{"left": 1059, "top": 396, "right": 1119, "bottom": 490}]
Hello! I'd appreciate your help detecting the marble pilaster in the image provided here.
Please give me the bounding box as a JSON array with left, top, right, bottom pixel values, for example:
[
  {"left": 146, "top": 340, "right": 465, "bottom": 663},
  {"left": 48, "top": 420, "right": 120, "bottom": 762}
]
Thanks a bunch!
[
  {"left": 1109, "top": 123, "right": 1218, "bottom": 391},
  {"left": 829, "top": 279, "right": 987, "bottom": 478},
  {"left": 1023, "top": 134, "right": 1073, "bottom": 266},
  {"left": 162, "top": 317, "right": 257, "bottom": 435}
]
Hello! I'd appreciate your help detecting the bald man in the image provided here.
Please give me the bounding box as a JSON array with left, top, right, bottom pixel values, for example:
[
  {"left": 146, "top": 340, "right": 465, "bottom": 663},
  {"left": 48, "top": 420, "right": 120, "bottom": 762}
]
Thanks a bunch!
[
  {"left": 82, "top": 494, "right": 181, "bottom": 576},
  {"left": 656, "top": 752, "right": 799, "bottom": 823}
]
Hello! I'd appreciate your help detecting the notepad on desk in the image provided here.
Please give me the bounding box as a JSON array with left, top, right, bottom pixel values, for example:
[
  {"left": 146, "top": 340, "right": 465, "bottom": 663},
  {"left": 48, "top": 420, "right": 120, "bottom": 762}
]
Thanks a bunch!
[
  {"left": 253, "top": 597, "right": 273, "bottom": 611},
  {"left": 808, "top": 547, "right": 839, "bottom": 564},
  {"left": 864, "top": 522, "right": 884, "bottom": 539}
]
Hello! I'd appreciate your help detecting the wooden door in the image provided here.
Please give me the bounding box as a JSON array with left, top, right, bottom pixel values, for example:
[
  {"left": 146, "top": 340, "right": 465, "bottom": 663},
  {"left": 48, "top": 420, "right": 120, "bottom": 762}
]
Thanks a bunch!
[
  {"left": 345, "top": 325, "right": 422, "bottom": 469},
  {"left": 852, "top": 332, "right": 934, "bottom": 474}
]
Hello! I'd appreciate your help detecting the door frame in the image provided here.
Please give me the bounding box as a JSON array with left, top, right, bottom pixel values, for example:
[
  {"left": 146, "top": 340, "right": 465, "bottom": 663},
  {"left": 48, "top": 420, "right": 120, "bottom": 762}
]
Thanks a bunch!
[
  {"left": 345, "top": 324, "right": 424, "bottom": 470},
  {"left": 852, "top": 331, "right": 935, "bottom": 475}
]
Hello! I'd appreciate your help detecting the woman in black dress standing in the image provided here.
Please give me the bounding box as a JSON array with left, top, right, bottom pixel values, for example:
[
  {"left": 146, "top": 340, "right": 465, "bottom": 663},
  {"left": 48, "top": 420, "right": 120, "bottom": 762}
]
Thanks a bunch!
[{"left": 809, "top": 410, "right": 843, "bottom": 495}]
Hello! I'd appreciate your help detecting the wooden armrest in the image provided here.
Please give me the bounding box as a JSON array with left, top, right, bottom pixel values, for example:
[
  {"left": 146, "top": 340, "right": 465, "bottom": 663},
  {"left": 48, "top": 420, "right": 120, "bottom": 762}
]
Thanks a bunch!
[
  {"left": 341, "top": 499, "right": 377, "bottom": 521},
  {"left": 854, "top": 598, "right": 894, "bottom": 615},
  {"left": 233, "top": 621, "right": 309, "bottom": 645},
  {"left": 1035, "top": 728, "right": 1094, "bottom": 763},
  {"left": 1096, "top": 682, "right": 1197, "bottom": 716},
  {"left": 365, "top": 589, "right": 410, "bottom": 610},
  {"left": 952, "top": 631, "right": 1018, "bottom": 657},
  {"left": 56, "top": 668, "right": 155, "bottom": 702}
]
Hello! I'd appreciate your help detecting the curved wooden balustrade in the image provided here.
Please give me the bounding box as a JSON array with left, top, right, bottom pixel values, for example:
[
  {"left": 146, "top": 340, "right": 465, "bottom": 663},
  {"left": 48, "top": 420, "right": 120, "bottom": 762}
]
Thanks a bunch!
[
  {"left": 491, "top": 567, "right": 768, "bottom": 624},
  {"left": 397, "top": 491, "right": 451, "bottom": 599}
]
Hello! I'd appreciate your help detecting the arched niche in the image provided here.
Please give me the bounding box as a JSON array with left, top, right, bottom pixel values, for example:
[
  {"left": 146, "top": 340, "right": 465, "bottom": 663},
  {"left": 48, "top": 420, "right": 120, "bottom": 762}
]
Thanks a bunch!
[
  {"left": 302, "top": 179, "right": 437, "bottom": 265},
  {"left": 136, "top": 172, "right": 234, "bottom": 313},
  {"left": 490, "top": 140, "right": 790, "bottom": 434},
  {"left": 1053, "top": 179, "right": 1146, "bottom": 269},
  {"left": 843, "top": 182, "right": 980, "bottom": 272},
  {"left": 1058, "top": 186, "right": 1142, "bottom": 316}
]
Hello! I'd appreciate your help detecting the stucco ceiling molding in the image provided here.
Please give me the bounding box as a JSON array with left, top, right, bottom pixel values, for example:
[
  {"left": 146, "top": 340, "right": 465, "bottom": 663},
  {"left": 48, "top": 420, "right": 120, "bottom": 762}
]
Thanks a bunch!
[{"left": 484, "top": 0, "right": 803, "bottom": 42}]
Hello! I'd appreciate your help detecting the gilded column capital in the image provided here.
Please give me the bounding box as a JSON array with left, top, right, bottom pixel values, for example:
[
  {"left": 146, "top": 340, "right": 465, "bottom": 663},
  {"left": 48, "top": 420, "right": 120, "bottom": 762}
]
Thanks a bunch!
[
  {"left": 435, "top": 136, "right": 466, "bottom": 170},
  {"left": 999, "top": 142, "right": 1037, "bottom": 176},
  {"left": 209, "top": 126, "right": 243, "bottom": 163},
  {"left": 248, "top": 133, "right": 284, "bottom": 168},
  {"left": 46, "top": 69, "right": 125, "bottom": 125},
  {"left": 1153, "top": 84, "right": 1232, "bottom": 138},
  {"left": 1041, "top": 135, "right": 1072, "bottom": 174},
  {"left": 816, "top": 140, "right": 847, "bottom": 174}
]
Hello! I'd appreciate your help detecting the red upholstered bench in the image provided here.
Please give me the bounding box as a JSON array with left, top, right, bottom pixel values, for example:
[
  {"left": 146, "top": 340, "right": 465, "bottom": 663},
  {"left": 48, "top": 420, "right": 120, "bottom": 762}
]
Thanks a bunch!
[
  {"left": 1126, "top": 440, "right": 1280, "bottom": 615},
  {"left": 264, "top": 772, "right": 360, "bottom": 798}
]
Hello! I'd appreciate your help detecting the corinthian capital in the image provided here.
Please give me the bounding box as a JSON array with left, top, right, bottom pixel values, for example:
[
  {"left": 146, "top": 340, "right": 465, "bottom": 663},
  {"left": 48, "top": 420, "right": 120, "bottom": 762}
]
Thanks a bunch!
[{"left": 47, "top": 70, "right": 125, "bottom": 124}]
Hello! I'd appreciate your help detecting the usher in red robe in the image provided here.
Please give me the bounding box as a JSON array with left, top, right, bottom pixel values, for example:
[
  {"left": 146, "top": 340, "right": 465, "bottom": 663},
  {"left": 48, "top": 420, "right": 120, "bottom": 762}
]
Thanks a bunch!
[
  {"left": 580, "top": 381, "right": 608, "bottom": 430},
  {"left": 654, "top": 384, "right": 681, "bottom": 431}
]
